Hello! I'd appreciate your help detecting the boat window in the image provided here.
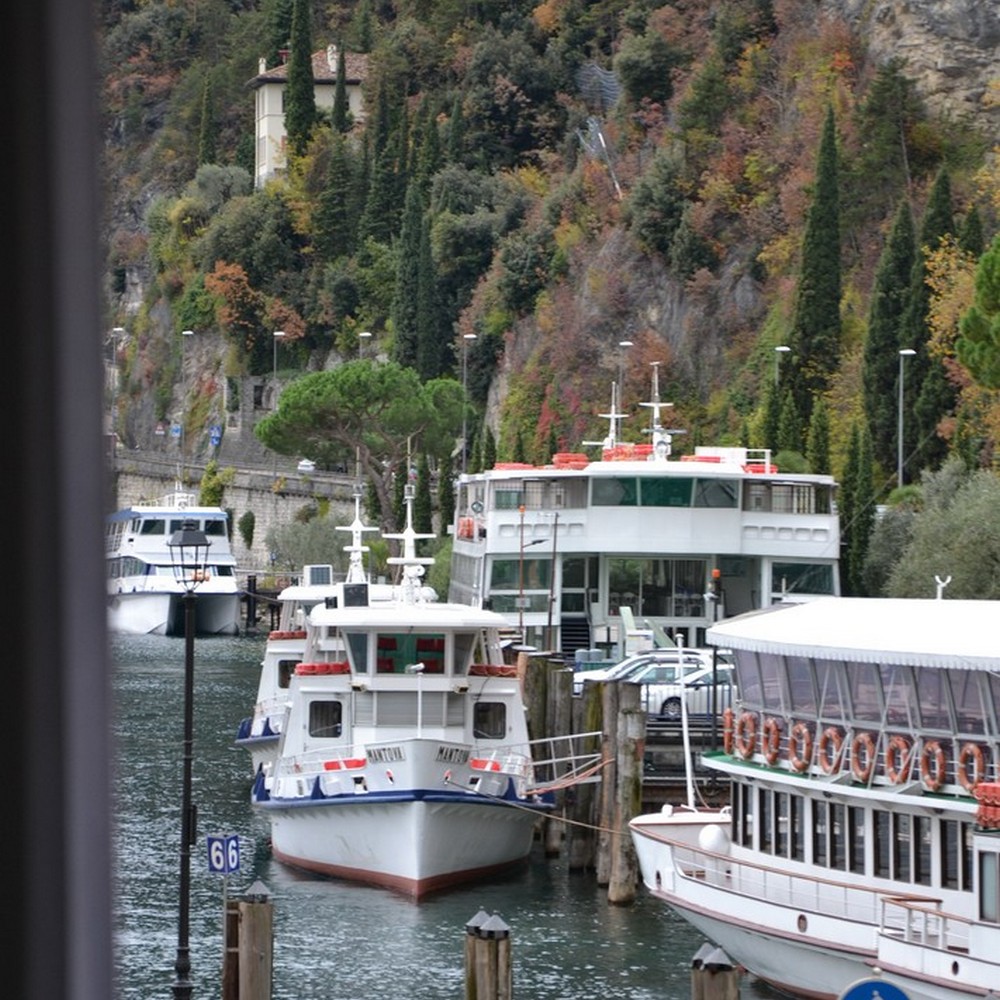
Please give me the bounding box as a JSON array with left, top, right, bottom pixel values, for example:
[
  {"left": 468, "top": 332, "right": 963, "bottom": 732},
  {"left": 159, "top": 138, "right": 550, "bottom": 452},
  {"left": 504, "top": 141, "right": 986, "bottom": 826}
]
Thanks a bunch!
[
  {"left": 732, "top": 652, "right": 763, "bottom": 711},
  {"left": 693, "top": 479, "right": 738, "bottom": 508},
  {"left": 771, "top": 562, "right": 835, "bottom": 597},
  {"left": 345, "top": 632, "right": 368, "bottom": 674},
  {"left": 988, "top": 674, "right": 1000, "bottom": 733},
  {"left": 881, "top": 664, "right": 919, "bottom": 730},
  {"left": 874, "top": 810, "right": 891, "bottom": 878},
  {"left": 846, "top": 661, "right": 883, "bottom": 722},
  {"left": 591, "top": 477, "right": 638, "bottom": 506},
  {"left": 204, "top": 519, "right": 227, "bottom": 537},
  {"left": 489, "top": 558, "right": 551, "bottom": 590},
  {"left": 757, "top": 788, "right": 772, "bottom": 853},
  {"left": 940, "top": 820, "right": 972, "bottom": 891},
  {"left": 774, "top": 791, "right": 789, "bottom": 856},
  {"left": 914, "top": 666, "right": 953, "bottom": 731},
  {"left": 830, "top": 804, "right": 846, "bottom": 870},
  {"left": 913, "top": 816, "right": 932, "bottom": 885},
  {"left": 786, "top": 655, "right": 817, "bottom": 714},
  {"left": 308, "top": 700, "right": 343, "bottom": 738},
  {"left": 374, "top": 633, "right": 447, "bottom": 674},
  {"left": 848, "top": 806, "right": 865, "bottom": 875},
  {"left": 949, "top": 670, "right": 988, "bottom": 736},
  {"left": 139, "top": 517, "right": 166, "bottom": 535},
  {"left": 789, "top": 796, "right": 804, "bottom": 860},
  {"left": 638, "top": 477, "right": 692, "bottom": 507},
  {"left": 757, "top": 652, "right": 786, "bottom": 711},
  {"left": 452, "top": 632, "right": 476, "bottom": 674},
  {"left": 493, "top": 487, "right": 524, "bottom": 510},
  {"left": 812, "top": 800, "right": 828, "bottom": 867},
  {"left": 894, "top": 814, "right": 911, "bottom": 881},
  {"left": 278, "top": 659, "right": 298, "bottom": 689},
  {"left": 473, "top": 702, "right": 506, "bottom": 740},
  {"left": 979, "top": 851, "right": 1000, "bottom": 923}
]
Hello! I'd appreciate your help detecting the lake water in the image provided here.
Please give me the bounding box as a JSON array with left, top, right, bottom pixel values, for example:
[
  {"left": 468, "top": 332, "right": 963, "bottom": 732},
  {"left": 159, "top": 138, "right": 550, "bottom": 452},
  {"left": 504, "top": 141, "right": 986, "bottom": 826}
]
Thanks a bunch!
[{"left": 111, "top": 633, "right": 778, "bottom": 999}]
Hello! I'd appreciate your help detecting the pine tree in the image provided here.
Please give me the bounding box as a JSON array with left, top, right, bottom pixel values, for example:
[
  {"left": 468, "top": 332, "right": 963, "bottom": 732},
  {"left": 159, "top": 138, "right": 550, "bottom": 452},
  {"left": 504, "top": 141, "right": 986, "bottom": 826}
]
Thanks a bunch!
[
  {"left": 806, "top": 396, "right": 830, "bottom": 474},
  {"left": 284, "top": 0, "right": 317, "bottom": 159},
  {"left": 789, "top": 105, "right": 842, "bottom": 423},
  {"left": 862, "top": 199, "right": 916, "bottom": 476}
]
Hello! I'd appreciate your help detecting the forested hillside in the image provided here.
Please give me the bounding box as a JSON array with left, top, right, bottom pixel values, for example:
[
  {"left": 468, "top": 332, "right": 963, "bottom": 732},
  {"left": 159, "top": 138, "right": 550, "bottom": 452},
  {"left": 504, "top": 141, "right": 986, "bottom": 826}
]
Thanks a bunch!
[{"left": 100, "top": 0, "right": 1000, "bottom": 596}]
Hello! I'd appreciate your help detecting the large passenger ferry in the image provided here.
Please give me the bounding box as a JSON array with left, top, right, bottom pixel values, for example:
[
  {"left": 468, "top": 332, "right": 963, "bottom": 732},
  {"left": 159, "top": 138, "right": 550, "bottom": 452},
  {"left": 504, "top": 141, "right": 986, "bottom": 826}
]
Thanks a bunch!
[
  {"left": 448, "top": 366, "right": 840, "bottom": 655},
  {"left": 630, "top": 597, "right": 1000, "bottom": 1000}
]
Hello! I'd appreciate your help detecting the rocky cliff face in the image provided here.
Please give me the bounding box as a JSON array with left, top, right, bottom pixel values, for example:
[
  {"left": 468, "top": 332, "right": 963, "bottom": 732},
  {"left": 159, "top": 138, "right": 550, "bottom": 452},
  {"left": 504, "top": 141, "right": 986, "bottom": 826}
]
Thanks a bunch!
[{"left": 830, "top": 0, "right": 999, "bottom": 126}]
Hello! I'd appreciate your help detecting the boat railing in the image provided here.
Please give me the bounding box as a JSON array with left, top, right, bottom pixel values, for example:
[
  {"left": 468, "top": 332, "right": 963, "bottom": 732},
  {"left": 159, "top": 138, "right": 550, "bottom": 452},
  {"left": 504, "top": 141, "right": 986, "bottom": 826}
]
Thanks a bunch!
[
  {"left": 670, "top": 842, "right": 929, "bottom": 927},
  {"left": 880, "top": 895, "right": 971, "bottom": 953},
  {"left": 523, "top": 731, "right": 605, "bottom": 792}
]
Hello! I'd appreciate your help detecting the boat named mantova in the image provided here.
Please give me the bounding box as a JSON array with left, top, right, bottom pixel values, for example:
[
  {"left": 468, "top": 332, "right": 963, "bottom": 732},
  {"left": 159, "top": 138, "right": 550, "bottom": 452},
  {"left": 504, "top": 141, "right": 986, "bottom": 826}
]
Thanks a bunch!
[
  {"left": 251, "top": 485, "right": 601, "bottom": 898},
  {"left": 630, "top": 597, "right": 1000, "bottom": 1000}
]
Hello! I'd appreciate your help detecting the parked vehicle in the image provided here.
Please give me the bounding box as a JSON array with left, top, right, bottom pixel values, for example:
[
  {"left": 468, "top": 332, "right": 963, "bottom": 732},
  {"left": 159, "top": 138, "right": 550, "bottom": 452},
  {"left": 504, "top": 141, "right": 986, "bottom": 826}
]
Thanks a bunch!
[
  {"left": 572, "top": 647, "right": 718, "bottom": 697},
  {"left": 643, "top": 658, "right": 736, "bottom": 720}
]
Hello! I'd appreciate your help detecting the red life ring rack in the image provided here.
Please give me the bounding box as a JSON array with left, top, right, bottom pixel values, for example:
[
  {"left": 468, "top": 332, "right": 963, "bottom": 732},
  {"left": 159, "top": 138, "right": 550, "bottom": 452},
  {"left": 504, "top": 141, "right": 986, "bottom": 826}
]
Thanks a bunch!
[
  {"left": 958, "top": 742, "right": 985, "bottom": 792},
  {"left": 885, "top": 735, "right": 913, "bottom": 784},
  {"left": 851, "top": 732, "right": 876, "bottom": 783},
  {"left": 762, "top": 718, "right": 781, "bottom": 765},
  {"left": 788, "top": 722, "right": 813, "bottom": 773},
  {"left": 722, "top": 707, "right": 735, "bottom": 755},
  {"left": 920, "top": 740, "right": 947, "bottom": 792},
  {"left": 818, "top": 727, "right": 843, "bottom": 774},
  {"left": 735, "top": 712, "right": 757, "bottom": 759}
]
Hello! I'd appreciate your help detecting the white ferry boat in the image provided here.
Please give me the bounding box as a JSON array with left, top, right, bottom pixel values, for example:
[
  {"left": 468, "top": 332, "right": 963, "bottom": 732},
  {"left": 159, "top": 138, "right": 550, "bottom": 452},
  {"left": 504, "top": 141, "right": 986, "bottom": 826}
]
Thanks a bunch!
[
  {"left": 449, "top": 366, "right": 841, "bottom": 654},
  {"left": 629, "top": 597, "right": 1000, "bottom": 1000},
  {"left": 252, "top": 485, "right": 599, "bottom": 898},
  {"left": 106, "top": 489, "right": 241, "bottom": 636}
]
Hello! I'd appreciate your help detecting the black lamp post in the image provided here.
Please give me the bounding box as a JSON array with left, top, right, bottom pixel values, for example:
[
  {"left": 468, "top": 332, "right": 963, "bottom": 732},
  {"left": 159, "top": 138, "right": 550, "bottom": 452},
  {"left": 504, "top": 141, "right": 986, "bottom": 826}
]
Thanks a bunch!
[{"left": 168, "top": 519, "right": 210, "bottom": 1000}]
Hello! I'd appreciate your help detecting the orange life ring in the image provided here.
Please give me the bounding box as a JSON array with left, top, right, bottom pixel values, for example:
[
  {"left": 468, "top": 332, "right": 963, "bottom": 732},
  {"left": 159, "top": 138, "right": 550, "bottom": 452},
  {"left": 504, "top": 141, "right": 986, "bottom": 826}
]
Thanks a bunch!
[
  {"left": 818, "top": 727, "right": 843, "bottom": 774},
  {"left": 762, "top": 718, "right": 781, "bottom": 765},
  {"left": 920, "top": 740, "right": 947, "bottom": 792},
  {"left": 958, "top": 742, "right": 985, "bottom": 792},
  {"left": 735, "top": 712, "right": 757, "bottom": 759},
  {"left": 851, "top": 732, "right": 876, "bottom": 783},
  {"left": 788, "top": 722, "right": 813, "bottom": 773},
  {"left": 722, "top": 707, "right": 735, "bottom": 755},
  {"left": 885, "top": 735, "right": 913, "bottom": 784}
]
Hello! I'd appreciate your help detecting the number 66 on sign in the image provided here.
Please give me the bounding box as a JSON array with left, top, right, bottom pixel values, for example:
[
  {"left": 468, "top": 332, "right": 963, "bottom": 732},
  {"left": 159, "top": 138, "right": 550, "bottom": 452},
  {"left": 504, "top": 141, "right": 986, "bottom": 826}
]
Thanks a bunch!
[{"left": 206, "top": 833, "right": 240, "bottom": 875}]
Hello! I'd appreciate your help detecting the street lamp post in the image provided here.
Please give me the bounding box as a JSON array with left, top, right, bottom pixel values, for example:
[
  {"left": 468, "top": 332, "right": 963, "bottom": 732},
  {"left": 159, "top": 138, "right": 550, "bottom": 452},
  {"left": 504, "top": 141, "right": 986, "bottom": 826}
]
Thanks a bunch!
[
  {"left": 108, "top": 327, "right": 125, "bottom": 465},
  {"left": 618, "top": 339, "right": 634, "bottom": 409},
  {"left": 898, "top": 348, "right": 916, "bottom": 486},
  {"left": 167, "top": 520, "right": 210, "bottom": 1000},
  {"left": 774, "top": 345, "right": 790, "bottom": 386},
  {"left": 461, "top": 333, "right": 477, "bottom": 476},
  {"left": 358, "top": 330, "right": 371, "bottom": 358}
]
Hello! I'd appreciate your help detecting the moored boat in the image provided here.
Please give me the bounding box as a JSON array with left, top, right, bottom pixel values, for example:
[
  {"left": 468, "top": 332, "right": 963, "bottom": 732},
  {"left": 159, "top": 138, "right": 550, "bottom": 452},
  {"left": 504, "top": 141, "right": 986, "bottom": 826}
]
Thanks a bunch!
[
  {"left": 252, "top": 485, "right": 601, "bottom": 898},
  {"left": 106, "top": 489, "right": 241, "bottom": 636},
  {"left": 629, "top": 597, "right": 1000, "bottom": 1000}
]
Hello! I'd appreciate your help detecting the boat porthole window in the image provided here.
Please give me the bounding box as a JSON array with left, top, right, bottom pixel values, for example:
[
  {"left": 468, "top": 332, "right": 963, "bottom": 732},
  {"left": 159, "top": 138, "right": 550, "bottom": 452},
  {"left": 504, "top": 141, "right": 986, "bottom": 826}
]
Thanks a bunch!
[
  {"left": 797, "top": 915, "right": 807, "bottom": 933},
  {"left": 655, "top": 871, "right": 662, "bottom": 889},
  {"left": 951, "top": 961, "right": 960, "bottom": 976}
]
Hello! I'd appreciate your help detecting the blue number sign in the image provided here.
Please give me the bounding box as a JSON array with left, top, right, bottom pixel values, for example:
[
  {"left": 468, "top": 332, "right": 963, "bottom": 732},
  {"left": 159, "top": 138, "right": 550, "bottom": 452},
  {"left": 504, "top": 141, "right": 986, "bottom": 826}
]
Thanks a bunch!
[
  {"left": 839, "top": 978, "right": 911, "bottom": 1000},
  {"left": 206, "top": 833, "right": 240, "bottom": 875}
]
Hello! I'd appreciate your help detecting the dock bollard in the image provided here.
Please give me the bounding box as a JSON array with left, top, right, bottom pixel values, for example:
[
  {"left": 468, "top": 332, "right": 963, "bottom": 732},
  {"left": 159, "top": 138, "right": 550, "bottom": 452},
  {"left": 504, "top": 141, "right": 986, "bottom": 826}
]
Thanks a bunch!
[
  {"left": 464, "top": 910, "right": 512, "bottom": 1000},
  {"left": 238, "top": 880, "right": 273, "bottom": 1000},
  {"left": 692, "top": 945, "right": 738, "bottom": 1000}
]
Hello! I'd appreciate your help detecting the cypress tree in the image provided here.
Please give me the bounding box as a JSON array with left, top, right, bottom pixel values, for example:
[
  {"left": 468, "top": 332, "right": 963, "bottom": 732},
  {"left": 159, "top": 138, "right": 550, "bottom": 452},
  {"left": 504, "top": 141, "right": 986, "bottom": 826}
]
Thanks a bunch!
[
  {"left": 314, "top": 133, "right": 354, "bottom": 260},
  {"left": 904, "top": 169, "right": 955, "bottom": 473},
  {"left": 789, "top": 105, "right": 842, "bottom": 423},
  {"left": 776, "top": 392, "right": 803, "bottom": 454},
  {"left": 197, "top": 77, "right": 217, "bottom": 166},
  {"left": 414, "top": 453, "right": 433, "bottom": 537},
  {"left": 284, "top": 0, "right": 317, "bottom": 159},
  {"left": 762, "top": 382, "right": 780, "bottom": 453},
  {"left": 848, "top": 427, "right": 876, "bottom": 596},
  {"left": 862, "top": 199, "right": 916, "bottom": 476},
  {"left": 482, "top": 423, "right": 497, "bottom": 471},
  {"left": 266, "top": 0, "right": 294, "bottom": 67},
  {"left": 839, "top": 423, "right": 860, "bottom": 595},
  {"left": 806, "top": 396, "right": 830, "bottom": 474},
  {"left": 437, "top": 453, "right": 454, "bottom": 537},
  {"left": 390, "top": 181, "right": 424, "bottom": 368},
  {"left": 414, "top": 213, "right": 445, "bottom": 379},
  {"left": 959, "top": 204, "right": 984, "bottom": 256},
  {"left": 331, "top": 43, "right": 350, "bottom": 134}
]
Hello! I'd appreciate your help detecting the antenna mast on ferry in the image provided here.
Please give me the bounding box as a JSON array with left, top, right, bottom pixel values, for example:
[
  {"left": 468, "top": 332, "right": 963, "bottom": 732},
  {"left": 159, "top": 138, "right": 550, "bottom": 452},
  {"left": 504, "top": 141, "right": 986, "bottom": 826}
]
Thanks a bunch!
[{"left": 639, "top": 362, "right": 685, "bottom": 461}]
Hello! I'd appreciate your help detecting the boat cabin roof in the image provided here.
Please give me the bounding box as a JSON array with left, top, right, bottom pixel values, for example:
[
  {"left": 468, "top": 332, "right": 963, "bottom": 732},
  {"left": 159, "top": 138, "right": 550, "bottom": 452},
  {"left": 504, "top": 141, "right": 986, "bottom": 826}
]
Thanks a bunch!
[
  {"left": 708, "top": 597, "right": 1000, "bottom": 671},
  {"left": 308, "top": 599, "right": 511, "bottom": 632}
]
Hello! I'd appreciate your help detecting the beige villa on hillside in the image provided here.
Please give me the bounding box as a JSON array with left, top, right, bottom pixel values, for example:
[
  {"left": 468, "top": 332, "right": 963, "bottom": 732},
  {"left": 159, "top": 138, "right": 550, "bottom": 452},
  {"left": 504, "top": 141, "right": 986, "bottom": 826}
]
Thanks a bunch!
[{"left": 249, "top": 45, "right": 369, "bottom": 188}]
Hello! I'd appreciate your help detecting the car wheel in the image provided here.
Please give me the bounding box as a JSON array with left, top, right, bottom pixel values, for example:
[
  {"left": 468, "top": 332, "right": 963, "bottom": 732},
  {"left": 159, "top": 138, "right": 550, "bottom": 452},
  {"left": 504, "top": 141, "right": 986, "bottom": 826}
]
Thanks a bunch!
[{"left": 661, "top": 696, "right": 682, "bottom": 719}]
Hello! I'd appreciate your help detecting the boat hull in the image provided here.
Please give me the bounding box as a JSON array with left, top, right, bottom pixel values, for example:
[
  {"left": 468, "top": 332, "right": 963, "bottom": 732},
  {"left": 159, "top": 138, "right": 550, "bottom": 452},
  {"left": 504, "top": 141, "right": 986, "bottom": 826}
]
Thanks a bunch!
[
  {"left": 259, "top": 792, "right": 545, "bottom": 898},
  {"left": 108, "top": 591, "right": 241, "bottom": 636}
]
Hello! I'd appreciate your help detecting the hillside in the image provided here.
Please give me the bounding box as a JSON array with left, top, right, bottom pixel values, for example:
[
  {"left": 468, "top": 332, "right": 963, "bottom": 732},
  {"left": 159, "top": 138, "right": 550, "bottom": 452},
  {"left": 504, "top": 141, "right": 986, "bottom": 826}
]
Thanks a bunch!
[{"left": 101, "top": 0, "right": 1000, "bottom": 495}]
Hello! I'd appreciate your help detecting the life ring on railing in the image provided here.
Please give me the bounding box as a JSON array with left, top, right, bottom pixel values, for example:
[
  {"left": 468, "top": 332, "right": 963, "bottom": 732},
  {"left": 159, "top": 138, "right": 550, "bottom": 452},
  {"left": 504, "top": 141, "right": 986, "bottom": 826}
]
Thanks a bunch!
[
  {"left": 735, "top": 712, "right": 757, "bottom": 759},
  {"left": 762, "top": 718, "right": 781, "bottom": 765},
  {"left": 958, "top": 742, "right": 985, "bottom": 792},
  {"left": 818, "top": 727, "right": 843, "bottom": 774},
  {"left": 851, "top": 732, "right": 876, "bottom": 784},
  {"left": 722, "top": 707, "right": 735, "bottom": 755},
  {"left": 788, "top": 722, "right": 813, "bottom": 773},
  {"left": 920, "top": 740, "right": 947, "bottom": 792},
  {"left": 885, "top": 735, "right": 913, "bottom": 784}
]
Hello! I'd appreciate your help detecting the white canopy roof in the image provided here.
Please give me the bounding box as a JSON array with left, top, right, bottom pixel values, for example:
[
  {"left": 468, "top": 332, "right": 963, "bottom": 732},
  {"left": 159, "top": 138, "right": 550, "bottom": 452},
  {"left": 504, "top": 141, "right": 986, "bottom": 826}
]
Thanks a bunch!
[{"left": 707, "top": 597, "right": 1000, "bottom": 671}]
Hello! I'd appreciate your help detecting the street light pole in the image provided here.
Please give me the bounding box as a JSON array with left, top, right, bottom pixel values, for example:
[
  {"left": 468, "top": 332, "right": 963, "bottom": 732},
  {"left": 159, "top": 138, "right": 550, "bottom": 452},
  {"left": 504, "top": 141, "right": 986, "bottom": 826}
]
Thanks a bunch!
[
  {"left": 179, "top": 330, "right": 194, "bottom": 484},
  {"left": 168, "top": 520, "right": 210, "bottom": 1000},
  {"left": 774, "top": 345, "right": 790, "bottom": 386},
  {"left": 461, "top": 333, "right": 476, "bottom": 476},
  {"left": 618, "top": 339, "right": 633, "bottom": 409},
  {"left": 897, "top": 348, "right": 916, "bottom": 487},
  {"left": 358, "top": 330, "right": 371, "bottom": 358}
]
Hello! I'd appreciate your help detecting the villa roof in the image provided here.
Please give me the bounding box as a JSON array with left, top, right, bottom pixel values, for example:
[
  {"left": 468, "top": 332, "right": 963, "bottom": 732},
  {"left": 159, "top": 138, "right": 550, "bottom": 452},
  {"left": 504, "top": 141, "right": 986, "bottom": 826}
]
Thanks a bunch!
[{"left": 249, "top": 47, "right": 369, "bottom": 88}]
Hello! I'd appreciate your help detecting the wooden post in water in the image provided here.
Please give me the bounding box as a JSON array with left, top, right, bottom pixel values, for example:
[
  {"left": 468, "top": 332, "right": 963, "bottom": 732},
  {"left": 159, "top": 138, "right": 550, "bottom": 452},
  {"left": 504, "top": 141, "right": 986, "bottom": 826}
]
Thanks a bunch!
[
  {"left": 692, "top": 946, "right": 739, "bottom": 1000},
  {"left": 221, "top": 896, "right": 240, "bottom": 1000},
  {"left": 565, "top": 682, "right": 602, "bottom": 871},
  {"left": 543, "top": 661, "right": 572, "bottom": 857},
  {"left": 464, "top": 911, "right": 512, "bottom": 1000},
  {"left": 594, "top": 679, "right": 621, "bottom": 885},
  {"left": 608, "top": 681, "right": 642, "bottom": 903},
  {"left": 238, "top": 881, "right": 273, "bottom": 1000}
]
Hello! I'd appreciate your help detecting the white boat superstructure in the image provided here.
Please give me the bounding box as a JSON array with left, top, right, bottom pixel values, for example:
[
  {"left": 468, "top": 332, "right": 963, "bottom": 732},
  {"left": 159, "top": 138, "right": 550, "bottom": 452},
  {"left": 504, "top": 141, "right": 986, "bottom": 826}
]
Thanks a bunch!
[
  {"left": 629, "top": 597, "right": 1000, "bottom": 1000},
  {"left": 235, "top": 484, "right": 435, "bottom": 775},
  {"left": 106, "top": 489, "right": 241, "bottom": 636},
  {"left": 252, "top": 485, "right": 601, "bottom": 898},
  {"left": 449, "top": 363, "right": 841, "bottom": 656}
]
